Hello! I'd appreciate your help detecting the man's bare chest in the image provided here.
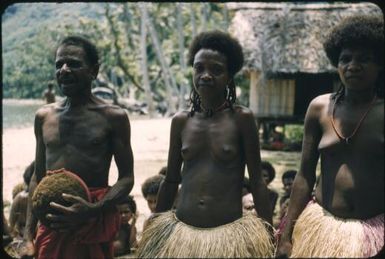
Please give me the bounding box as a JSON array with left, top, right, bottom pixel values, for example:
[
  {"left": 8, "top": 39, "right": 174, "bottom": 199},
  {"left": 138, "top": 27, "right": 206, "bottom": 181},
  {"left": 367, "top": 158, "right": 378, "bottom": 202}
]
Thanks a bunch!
[{"left": 42, "top": 112, "right": 110, "bottom": 148}]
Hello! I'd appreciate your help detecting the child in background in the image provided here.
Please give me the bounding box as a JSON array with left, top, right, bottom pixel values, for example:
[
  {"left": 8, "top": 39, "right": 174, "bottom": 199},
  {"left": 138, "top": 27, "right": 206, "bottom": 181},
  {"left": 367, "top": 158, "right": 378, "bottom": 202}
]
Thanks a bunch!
[
  {"left": 279, "top": 170, "right": 297, "bottom": 209},
  {"left": 113, "top": 195, "right": 138, "bottom": 256},
  {"left": 141, "top": 174, "right": 165, "bottom": 231},
  {"left": 9, "top": 161, "right": 34, "bottom": 238},
  {"left": 261, "top": 161, "right": 279, "bottom": 216},
  {"left": 278, "top": 170, "right": 297, "bottom": 223}
]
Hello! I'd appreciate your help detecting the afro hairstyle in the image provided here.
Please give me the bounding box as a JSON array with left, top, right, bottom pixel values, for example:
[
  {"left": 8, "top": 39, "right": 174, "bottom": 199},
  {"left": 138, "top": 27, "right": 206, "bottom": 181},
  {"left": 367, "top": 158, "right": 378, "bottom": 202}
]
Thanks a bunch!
[
  {"left": 187, "top": 30, "right": 244, "bottom": 77},
  {"left": 323, "top": 14, "right": 384, "bottom": 67}
]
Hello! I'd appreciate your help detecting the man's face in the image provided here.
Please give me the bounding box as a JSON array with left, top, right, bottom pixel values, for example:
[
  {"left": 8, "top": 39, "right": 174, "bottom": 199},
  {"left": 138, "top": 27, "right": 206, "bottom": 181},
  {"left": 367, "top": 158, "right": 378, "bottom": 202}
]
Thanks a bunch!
[{"left": 55, "top": 45, "right": 97, "bottom": 97}]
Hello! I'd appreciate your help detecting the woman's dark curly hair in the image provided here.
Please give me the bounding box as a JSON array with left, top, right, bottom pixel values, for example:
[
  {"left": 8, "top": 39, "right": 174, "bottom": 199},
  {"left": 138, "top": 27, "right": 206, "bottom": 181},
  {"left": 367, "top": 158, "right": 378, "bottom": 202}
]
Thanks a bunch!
[
  {"left": 187, "top": 30, "right": 244, "bottom": 116},
  {"left": 323, "top": 15, "right": 384, "bottom": 98}
]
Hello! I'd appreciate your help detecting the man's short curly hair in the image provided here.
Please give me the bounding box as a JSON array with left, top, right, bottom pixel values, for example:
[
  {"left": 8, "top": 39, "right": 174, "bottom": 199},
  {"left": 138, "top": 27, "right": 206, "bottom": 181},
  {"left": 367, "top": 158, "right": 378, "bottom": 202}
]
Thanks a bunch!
[
  {"left": 323, "top": 15, "right": 384, "bottom": 67},
  {"left": 141, "top": 174, "right": 165, "bottom": 198},
  {"left": 187, "top": 30, "right": 244, "bottom": 77},
  {"left": 58, "top": 35, "right": 99, "bottom": 66}
]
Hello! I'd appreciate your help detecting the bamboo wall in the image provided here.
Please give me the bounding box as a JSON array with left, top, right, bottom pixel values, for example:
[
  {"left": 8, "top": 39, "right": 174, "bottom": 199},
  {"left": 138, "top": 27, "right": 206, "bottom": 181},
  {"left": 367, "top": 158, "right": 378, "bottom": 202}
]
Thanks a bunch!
[{"left": 249, "top": 71, "right": 295, "bottom": 117}]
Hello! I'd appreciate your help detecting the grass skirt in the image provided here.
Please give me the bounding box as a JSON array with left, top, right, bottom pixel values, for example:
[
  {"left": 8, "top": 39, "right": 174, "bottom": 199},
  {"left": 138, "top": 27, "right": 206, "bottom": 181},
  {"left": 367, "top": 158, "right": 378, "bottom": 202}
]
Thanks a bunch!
[
  {"left": 136, "top": 211, "right": 274, "bottom": 258},
  {"left": 292, "top": 200, "right": 384, "bottom": 258}
]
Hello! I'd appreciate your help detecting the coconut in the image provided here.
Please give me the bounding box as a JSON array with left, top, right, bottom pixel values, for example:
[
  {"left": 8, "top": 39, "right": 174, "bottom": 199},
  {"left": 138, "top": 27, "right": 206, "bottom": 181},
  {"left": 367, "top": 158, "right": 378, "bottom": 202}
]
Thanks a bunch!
[{"left": 32, "top": 169, "right": 91, "bottom": 227}]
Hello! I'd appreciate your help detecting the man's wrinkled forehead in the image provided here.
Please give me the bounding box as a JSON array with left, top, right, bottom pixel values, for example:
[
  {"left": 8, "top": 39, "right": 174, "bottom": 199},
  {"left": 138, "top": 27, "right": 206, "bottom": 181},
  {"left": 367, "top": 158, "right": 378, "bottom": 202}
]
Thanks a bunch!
[{"left": 56, "top": 44, "right": 88, "bottom": 63}]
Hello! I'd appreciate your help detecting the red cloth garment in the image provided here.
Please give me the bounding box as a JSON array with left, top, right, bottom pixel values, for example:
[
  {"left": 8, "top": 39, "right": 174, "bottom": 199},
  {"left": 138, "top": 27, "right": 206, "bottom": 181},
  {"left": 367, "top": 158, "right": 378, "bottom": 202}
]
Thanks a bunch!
[{"left": 35, "top": 187, "right": 121, "bottom": 259}]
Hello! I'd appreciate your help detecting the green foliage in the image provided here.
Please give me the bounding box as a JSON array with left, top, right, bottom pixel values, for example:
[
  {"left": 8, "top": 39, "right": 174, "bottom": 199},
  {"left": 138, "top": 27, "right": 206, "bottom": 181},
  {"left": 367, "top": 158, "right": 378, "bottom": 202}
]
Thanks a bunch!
[
  {"left": 2, "top": 3, "right": 250, "bottom": 110},
  {"left": 285, "top": 125, "right": 304, "bottom": 143}
]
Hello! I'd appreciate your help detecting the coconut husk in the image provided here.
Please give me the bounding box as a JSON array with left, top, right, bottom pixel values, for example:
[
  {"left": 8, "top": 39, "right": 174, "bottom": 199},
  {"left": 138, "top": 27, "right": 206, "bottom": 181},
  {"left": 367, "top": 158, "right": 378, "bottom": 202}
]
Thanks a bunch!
[
  {"left": 292, "top": 201, "right": 384, "bottom": 258},
  {"left": 136, "top": 211, "right": 274, "bottom": 258},
  {"left": 32, "top": 168, "right": 91, "bottom": 227}
]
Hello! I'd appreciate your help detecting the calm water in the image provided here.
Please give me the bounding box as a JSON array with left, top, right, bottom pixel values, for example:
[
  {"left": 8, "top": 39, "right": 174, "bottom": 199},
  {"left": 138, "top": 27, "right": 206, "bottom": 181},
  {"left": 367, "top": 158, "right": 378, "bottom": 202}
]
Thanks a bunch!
[{"left": 2, "top": 99, "right": 45, "bottom": 129}]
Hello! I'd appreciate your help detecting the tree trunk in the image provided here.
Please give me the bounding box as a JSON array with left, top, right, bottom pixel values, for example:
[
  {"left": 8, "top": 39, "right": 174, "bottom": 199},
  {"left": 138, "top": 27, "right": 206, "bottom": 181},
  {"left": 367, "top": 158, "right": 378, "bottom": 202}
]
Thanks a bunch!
[
  {"left": 139, "top": 3, "right": 155, "bottom": 117},
  {"left": 105, "top": 4, "right": 144, "bottom": 92},
  {"left": 189, "top": 3, "right": 197, "bottom": 38},
  {"left": 142, "top": 3, "right": 177, "bottom": 115},
  {"left": 176, "top": 3, "right": 189, "bottom": 110},
  {"left": 200, "top": 3, "right": 210, "bottom": 32}
]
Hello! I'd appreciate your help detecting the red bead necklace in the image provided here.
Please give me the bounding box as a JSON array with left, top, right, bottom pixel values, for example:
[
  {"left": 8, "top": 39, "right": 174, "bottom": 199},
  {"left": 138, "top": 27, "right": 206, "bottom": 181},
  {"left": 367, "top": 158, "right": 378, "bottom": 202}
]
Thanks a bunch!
[{"left": 330, "top": 94, "right": 377, "bottom": 144}]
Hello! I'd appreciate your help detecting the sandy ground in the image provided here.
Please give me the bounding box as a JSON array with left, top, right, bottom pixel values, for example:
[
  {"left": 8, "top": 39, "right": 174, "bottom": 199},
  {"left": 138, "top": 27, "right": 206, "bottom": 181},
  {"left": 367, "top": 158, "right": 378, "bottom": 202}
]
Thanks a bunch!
[{"left": 2, "top": 117, "right": 301, "bottom": 236}]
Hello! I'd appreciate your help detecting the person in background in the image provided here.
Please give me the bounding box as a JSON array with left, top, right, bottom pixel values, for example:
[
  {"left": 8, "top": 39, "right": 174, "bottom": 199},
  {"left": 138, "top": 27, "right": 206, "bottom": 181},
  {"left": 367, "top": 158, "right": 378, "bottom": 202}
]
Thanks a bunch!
[
  {"left": 278, "top": 170, "right": 297, "bottom": 210},
  {"left": 136, "top": 30, "right": 274, "bottom": 258},
  {"left": 260, "top": 161, "right": 279, "bottom": 217},
  {"left": 277, "top": 15, "right": 384, "bottom": 258},
  {"left": 43, "top": 83, "right": 56, "bottom": 104},
  {"left": 141, "top": 174, "right": 165, "bottom": 231},
  {"left": 113, "top": 195, "right": 138, "bottom": 256}
]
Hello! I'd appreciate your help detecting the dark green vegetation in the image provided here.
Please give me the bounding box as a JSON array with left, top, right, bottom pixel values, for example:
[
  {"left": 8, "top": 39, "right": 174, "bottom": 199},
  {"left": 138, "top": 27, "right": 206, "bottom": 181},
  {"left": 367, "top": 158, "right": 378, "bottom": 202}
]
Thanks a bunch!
[{"left": 2, "top": 3, "right": 249, "bottom": 115}]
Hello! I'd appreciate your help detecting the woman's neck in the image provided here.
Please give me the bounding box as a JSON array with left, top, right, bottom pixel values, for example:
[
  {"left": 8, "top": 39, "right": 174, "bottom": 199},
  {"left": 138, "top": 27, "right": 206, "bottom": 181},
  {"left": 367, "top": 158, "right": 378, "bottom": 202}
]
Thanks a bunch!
[{"left": 343, "top": 88, "right": 376, "bottom": 105}]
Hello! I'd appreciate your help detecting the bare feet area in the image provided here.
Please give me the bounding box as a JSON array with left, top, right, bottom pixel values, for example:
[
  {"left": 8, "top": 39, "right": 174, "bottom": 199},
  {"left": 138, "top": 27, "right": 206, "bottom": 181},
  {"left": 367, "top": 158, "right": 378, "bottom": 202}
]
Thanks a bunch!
[{"left": 3, "top": 107, "right": 301, "bottom": 236}]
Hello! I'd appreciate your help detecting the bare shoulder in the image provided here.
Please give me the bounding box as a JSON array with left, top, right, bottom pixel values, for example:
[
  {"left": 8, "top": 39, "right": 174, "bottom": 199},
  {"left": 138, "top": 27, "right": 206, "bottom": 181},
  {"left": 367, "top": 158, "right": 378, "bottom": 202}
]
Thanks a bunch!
[
  {"left": 308, "top": 93, "right": 332, "bottom": 110},
  {"left": 172, "top": 110, "right": 189, "bottom": 122},
  {"left": 232, "top": 105, "right": 255, "bottom": 122},
  {"left": 101, "top": 105, "right": 130, "bottom": 125},
  {"left": 35, "top": 102, "right": 59, "bottom": 119},
  {"left": 171, "top": 110, "right": 190, "bottom": 128}
]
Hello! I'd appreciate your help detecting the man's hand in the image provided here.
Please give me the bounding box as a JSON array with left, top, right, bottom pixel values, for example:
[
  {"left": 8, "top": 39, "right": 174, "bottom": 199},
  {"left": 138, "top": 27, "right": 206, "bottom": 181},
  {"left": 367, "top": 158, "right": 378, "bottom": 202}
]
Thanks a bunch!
[
  {"left": 46, "top": 193, "right": 100, "bottom": 232},
  {"left": 276, "top": 239, "right": 293, "bottom": 258},
  {"left": 20, "top": 240, "right": 35, "bottom": 259}
]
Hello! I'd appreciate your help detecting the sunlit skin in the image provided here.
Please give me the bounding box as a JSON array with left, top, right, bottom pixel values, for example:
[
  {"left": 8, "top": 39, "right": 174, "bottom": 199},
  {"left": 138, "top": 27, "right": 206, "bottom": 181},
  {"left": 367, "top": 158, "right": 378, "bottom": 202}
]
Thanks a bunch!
[
  {"left": 155, "top": 48, "right": 272, "bottom": 228},
  {"left": 277, "top": 46, "right": 384, "bottom": 256},
  {"left": 21, "top": 43, "right": 134, "bottom": 258}
]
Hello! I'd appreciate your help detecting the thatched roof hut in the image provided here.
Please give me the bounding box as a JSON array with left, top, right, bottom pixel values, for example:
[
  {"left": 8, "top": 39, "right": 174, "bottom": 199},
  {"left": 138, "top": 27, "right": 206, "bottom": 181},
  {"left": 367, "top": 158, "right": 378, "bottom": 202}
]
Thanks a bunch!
[
  {"left": 228, "top": 2, "right": 382, "bottom": 74},
  {"left": 227, "top": 2, "right": 382, "bottom": 144}
]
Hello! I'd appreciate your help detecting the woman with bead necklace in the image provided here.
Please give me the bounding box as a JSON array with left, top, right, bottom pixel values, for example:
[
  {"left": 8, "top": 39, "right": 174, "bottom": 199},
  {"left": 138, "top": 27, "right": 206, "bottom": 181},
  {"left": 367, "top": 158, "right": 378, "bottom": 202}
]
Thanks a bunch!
[
  {"left": 136, "top": 31, "right": 274, "bottom": 258},
  {"left": 277, "top": 15, "right": 384, "bottom": 258}
]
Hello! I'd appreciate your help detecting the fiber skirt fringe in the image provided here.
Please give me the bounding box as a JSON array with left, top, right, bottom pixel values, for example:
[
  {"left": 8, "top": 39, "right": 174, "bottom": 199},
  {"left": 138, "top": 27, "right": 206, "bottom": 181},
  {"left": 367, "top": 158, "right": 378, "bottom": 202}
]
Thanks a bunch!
[
  {"left": 292, "top": 201, "right": 384, "bottom": 258},
  {"left": 136, "top": 211, "right": 274, "bottom": 258}
]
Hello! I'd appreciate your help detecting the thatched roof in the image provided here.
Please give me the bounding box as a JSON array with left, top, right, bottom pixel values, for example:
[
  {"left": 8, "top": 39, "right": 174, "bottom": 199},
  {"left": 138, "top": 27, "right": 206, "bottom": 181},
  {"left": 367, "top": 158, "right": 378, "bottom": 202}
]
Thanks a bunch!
[{"left": 228, "top": 2, "right": 383, "bottom": 74}]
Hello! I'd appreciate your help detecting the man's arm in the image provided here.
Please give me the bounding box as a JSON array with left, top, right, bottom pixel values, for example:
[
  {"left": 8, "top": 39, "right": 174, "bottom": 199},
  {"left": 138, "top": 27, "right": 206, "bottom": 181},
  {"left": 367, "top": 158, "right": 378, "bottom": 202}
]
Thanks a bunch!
[
  {"left": 239, "top": 109, "right": 272, "bottom": 225},
  {"left": 276, "top": 97, "right": 323, "bottom": 257},
  {"left": 22, "top": 110, "right": 47, "bottom": 257},
  {"left": 96, "top": 109, "right": 134, "bottom": 211},
  {"left": 155, "top": 113, "right": 184, "bottom": 212}
]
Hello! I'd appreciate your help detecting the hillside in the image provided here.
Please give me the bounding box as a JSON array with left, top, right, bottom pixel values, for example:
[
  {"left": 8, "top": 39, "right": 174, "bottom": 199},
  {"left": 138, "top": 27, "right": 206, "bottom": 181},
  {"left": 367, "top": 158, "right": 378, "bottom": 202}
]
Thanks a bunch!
[{"left": 2, "top": 2, "right": 105, "bottom": 53}]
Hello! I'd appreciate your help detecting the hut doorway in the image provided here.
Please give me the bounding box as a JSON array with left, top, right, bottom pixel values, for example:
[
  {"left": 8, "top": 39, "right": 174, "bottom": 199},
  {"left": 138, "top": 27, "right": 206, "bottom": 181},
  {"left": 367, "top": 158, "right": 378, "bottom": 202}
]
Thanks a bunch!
[{"left": 293, "top": 72, "right": 336, "bottom": 118}]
